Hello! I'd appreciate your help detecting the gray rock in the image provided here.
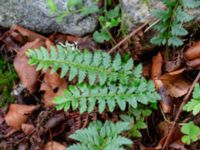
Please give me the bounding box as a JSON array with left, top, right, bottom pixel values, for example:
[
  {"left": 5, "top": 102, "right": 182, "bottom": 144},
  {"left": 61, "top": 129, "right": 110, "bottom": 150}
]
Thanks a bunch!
[
  {"left": 120, "top": 0, "right": 200, "bottom": 31},
  {"left": 0, "top": 0, "right": 98, "bottom": 36}
]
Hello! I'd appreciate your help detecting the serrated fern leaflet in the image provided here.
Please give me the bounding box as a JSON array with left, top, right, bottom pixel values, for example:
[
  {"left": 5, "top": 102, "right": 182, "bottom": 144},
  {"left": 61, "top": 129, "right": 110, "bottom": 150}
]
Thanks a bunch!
[
  {"left": 53, "top": 80, "right": 160, "bottom": 113},
  {"left": 26, "top": 45, "right": 142, "bottom": 86}
]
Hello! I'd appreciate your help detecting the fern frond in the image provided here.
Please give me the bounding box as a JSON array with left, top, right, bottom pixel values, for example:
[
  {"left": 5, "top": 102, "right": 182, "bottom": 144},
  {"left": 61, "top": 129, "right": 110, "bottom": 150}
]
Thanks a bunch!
[
  {"left": 68, "top": 120, "right": 132, "bottom": 150},
  {"left": 26, "top": 45, "right": 141, "bottom": 86},
  {"left": 151, "top": 0, "right": 200, "bottom": 47},
  {"left": 53, "top": 79, "right": 160, "bottom": 113}
]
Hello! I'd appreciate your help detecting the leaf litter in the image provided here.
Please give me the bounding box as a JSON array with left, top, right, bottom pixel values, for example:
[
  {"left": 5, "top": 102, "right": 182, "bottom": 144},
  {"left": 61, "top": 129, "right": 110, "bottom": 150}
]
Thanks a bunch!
[{"left": 0, "top": 16, "right": 200, "bottom": 150}]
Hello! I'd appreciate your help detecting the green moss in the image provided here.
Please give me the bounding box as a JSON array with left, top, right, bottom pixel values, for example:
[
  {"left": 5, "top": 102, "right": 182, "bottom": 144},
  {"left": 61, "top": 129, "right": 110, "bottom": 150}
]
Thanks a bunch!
[{"left": 0, "top": 58, "right": 18, "bottom": 107}]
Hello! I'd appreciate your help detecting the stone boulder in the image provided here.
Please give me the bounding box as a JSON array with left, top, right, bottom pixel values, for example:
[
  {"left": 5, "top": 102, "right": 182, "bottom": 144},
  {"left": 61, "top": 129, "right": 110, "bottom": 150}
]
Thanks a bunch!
[{"left": 0, "top": 0, "right": 97, "bottom": 36}]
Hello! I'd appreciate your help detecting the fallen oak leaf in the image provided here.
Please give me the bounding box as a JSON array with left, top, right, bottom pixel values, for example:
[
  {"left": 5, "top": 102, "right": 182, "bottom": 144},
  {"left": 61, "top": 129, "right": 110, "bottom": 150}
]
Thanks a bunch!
[
  {"left": 5, "top": 104, "right": 38, "bottom": 130},
  {"left": 43, "top": 141, "right": 66, "bottom": 150}
]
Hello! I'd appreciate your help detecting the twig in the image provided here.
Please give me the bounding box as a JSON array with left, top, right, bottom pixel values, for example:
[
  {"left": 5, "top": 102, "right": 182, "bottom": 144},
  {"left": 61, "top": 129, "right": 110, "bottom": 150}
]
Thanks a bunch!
[
  {"left": 144, "top": 19, "right": 160, "bottom": 33},
  {"left": 162, "top": 71, "right": 200, "bottom": 149},
  {"left": 108, "top": 20, "right": 150, "bottom": 54}
]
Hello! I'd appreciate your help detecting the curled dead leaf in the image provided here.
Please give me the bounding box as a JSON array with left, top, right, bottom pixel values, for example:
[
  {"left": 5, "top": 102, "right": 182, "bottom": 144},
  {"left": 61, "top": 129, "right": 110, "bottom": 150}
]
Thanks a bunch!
[
  {"left": 5, "top": 104, "right": 38, "bottom": 130},
  {"left": 154, "top": 80, "right": 172, "bottom": 113},
  {"left": 184, "top": 41, "right": 200, "bottom": 60},
  {"left": 151, "top": 52, "right": 163, "bottom": 80},
  {"left": 43, "top": 141, "right": 66, "bottom": 150},
  {"left": 187, "top": 57, "right": 200, "bottom": 68},
  {"left": 160, "top": 70, "right": 191, "bottom": 98}
]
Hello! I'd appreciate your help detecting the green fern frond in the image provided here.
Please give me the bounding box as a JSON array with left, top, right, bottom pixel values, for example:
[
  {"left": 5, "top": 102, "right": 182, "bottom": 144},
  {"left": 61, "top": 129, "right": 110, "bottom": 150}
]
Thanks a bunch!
[
  {"left": 68, "top": 120, "right": 132, "bottom": 150},
  {"left": 26, "top": 45, "right": 141, "bottom": 86},
  {"left": 151, "top": 0, "right": 200, "bottom": 47},
  {"left": 53, "top": 80, "right": 160, "bottom": 113}
]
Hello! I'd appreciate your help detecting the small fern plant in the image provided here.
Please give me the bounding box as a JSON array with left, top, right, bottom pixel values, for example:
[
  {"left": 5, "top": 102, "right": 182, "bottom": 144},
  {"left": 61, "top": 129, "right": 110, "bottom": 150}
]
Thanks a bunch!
[
  {"left": 120, "top": 106, "right": 153, "bottom": 138},
  {"left": 26, "top": 45, "right": 160, "bottom": 113},
  {"left": 68, "top": 120, "right": 132, "bottom": 150},
  {"left": 181, "top": 84, "right": 200, "bottom": 145},
  {"left": 151, "top": 0, "right": 200, "bottom": 47}
]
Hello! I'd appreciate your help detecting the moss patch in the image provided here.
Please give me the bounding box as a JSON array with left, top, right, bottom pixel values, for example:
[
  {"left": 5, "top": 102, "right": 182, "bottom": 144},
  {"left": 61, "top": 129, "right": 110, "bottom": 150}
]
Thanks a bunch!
[{"left": 0, "top": 58, "right": 18, "bottom": 107}]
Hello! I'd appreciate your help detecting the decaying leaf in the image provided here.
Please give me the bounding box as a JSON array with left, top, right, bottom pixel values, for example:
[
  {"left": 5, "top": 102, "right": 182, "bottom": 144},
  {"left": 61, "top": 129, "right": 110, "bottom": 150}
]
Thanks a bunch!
[
  {"left": 160, "top": 70, "right": 191, "bottom": 98},
  {"left": 40, "top": 70, "right": 67, "bottom": 107},
  {"left": 11, "top": 25, "right": 46, "bottom": 42},
  {"left": 151, "top": 52, "right": 163, "bottom": 80},
  {"left": 184, "top": 40, "right": 200, "bottom": 60},
  {"left": 5, "top": 104, "right": 38, "bottom": 130},
  {"left": 21, "top": 123, "right": 35, "bottom": 135},
  {"left": 186, "top": 57, "right": 200, "bottom": 68},
  {"left": 14, "top": 39, "right": 45, "bottom": 92},
  {"left": 43, "top": 141, "right": 66, "bottom": 150}
]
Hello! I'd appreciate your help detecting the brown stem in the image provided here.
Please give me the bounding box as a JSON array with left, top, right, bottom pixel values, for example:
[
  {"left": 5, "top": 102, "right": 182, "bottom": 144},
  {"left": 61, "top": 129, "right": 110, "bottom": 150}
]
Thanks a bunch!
[{"left": 108, "top": 20, "right": 150, "bottom": 54}]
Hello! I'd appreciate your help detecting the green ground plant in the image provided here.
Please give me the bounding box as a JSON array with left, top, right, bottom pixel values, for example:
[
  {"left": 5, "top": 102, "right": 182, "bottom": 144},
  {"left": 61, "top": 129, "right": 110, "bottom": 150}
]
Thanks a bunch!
[
  {"left": 26, "top": 45, "right": 160, "bottom": 148},
  {"left": 68, "top": 121, "right": 132, "bottom": 150},
  {"left": 47, "top": 0, "right": 121, "bottom": 44},
  {"left": 151, "top": 0, "right": 200, "bottom": 47},
  {"left": 0, "top": 58, "right": 18, "bottom": 107},
  {"left": 181, "top": 84, "right": 200, "bottom": 145}
]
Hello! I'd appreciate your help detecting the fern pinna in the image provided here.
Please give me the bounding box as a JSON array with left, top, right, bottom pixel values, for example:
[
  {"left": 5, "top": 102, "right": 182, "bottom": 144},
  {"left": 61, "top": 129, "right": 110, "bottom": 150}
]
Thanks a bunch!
[
  {"left": 26, "top": 45, "right": 142, "bottom": 86},
  {"left": 26, "top": 45, "right": 160, "bottom": 113},
  {"left": 68, "top": 120, "right": 132, "bottom": 150},
  {"left": 53, "top": 81, "right": 159, "bottom": 113}
]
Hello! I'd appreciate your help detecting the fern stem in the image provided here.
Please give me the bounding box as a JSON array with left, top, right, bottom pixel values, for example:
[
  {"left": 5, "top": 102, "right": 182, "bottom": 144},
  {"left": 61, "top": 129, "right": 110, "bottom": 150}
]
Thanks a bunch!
[{"left": 32, "top": 57, "right": 135, "bottom": 81}]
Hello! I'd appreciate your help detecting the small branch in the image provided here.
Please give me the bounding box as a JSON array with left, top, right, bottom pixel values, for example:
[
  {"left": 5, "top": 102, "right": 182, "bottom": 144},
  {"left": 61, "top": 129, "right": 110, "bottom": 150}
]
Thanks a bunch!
[
  {"left": 162, "top": 71, "right": 200, "bottom": 149},
  {"left": 108, "top": 20, "right": 150, "bottom": 54}
]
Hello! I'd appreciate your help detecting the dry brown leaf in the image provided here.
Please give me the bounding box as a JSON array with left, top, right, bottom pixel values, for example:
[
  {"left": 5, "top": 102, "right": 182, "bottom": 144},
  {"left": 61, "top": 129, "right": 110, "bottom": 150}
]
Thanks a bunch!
[
  {"left": 11, "top": 25, "right": 46, "bottom": 42},
  {"left": 14, "top": 39, "right": 45, "bottom": 92},
  {"left": 43, "top": 141, "right": 66, "bottom": 150},
  {"left": 160, "top": 71, "right": 191, "bottom": 98},
  {"left": 154, "top": 79, "right": 172, "bottom": 113},
  {"left": 45, "top": 39, "right": 55, "bottom": 51},
  {"left": 21, "top": 123, "right": 35, "bottom": 135},
  {"left": 151, "top": 52, "right": 163, "bottom": 80},
  {"left": 187, "top": 57, "right": 200, "bottom": 68},
  {"left": 184, "top": 40, "right": 200, "bottom": 60},
  {"left": 5, "top": 104, "right": 38, "bottom": 130},
  {"left": 40, "top": 70, "right": 67, "bottom": 107}
]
